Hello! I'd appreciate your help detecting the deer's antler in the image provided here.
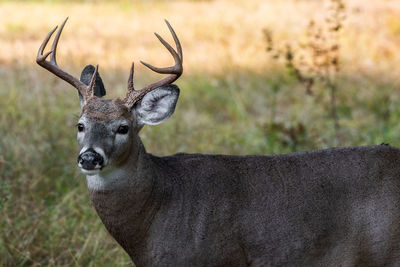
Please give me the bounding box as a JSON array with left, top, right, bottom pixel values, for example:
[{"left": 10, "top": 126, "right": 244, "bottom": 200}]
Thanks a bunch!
[
  {"left": 123, "top": 20, "right": 183, "bottom": 109},
  {"left": 36, "top": 17, "right": 98, "bottom": 104}
]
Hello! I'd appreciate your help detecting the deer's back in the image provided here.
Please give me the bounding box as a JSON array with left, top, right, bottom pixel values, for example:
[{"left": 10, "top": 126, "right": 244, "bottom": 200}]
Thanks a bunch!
[{"left": 149, "top": 145, "right": 400, "bottom": 266}]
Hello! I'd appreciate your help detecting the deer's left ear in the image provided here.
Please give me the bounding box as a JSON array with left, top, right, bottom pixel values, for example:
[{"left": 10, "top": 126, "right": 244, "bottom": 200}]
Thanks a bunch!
[
  {"left": 79, "top": 65, "right": 106, "bottom": 107},
  {"left": 133, "top": 84, "right": 180, "bottom": 126}
]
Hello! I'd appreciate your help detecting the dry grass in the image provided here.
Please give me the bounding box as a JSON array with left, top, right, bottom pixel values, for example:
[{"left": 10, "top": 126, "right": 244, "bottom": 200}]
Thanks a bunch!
[
  {"left": 1, "top": 0, "right": 400, "bottom": 265},
  {"left": 0, "top": 0, "right": 399, "bottom": 75}
]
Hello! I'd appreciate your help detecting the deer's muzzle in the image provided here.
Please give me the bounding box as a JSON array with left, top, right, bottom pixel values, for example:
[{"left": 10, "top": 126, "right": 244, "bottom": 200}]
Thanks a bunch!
[{"left": 77, "top": 148, "right": 104, "bottom": 171}]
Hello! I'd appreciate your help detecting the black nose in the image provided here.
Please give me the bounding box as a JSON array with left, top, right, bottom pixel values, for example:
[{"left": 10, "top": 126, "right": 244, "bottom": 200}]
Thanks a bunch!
[{"left": 77, "top": 148, "right": 104, "bottom": 170}]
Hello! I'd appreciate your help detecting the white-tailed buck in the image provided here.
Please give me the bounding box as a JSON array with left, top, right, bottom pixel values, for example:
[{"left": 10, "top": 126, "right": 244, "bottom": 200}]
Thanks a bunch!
[{"left": 37, "top": 18, "right": 400, "bottom": 266}]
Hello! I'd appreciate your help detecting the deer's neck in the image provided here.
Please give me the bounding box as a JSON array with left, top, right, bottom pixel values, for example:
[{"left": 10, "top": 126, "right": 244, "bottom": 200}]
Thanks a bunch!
[
  {"left": 86, "top": 138, "right": 165, "bottom": 261},
  {"left": 85, "top": 137, "right": 147, "bottom": 191}
]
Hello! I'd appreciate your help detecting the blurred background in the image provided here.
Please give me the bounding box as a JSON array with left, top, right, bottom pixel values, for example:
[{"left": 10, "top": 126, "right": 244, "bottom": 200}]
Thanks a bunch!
[{"left": 1, "top": 0, "right": 400, "bottom": 265}]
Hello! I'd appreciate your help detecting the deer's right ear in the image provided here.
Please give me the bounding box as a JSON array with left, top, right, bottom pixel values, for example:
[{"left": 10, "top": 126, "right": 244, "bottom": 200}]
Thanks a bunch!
[{"left": 79, "top": 65, "right": 106, "bottom": 106}]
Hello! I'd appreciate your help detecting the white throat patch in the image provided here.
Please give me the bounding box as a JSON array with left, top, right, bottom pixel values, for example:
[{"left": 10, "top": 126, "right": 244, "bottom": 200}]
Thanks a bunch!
[{"left": 85, "top": 168, "right": 130, "bottom": 191}]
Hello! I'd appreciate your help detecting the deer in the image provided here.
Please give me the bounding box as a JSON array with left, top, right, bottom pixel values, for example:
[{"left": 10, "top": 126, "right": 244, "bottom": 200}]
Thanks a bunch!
[{"left": 36, "top": 18, "right": 400, "bottom": 267}]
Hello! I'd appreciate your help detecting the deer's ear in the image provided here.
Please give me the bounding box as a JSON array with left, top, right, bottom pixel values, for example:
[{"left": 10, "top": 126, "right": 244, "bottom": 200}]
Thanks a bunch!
[
  {"left": 79, "top": 65, "right": 106, "bottom": 106},
  {"left": 134, "top": 84, "right": 180, "bottom": 126}
]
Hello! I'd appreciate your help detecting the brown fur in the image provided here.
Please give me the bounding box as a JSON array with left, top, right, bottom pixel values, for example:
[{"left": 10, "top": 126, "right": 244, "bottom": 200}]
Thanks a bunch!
[{"left": 80, "top": 97, "right": 133, "bottom": 121}]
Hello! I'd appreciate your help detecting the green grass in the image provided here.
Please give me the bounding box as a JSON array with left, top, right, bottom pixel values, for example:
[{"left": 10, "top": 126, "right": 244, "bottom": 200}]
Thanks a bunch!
[
  {"left": 2, "top": 64, "right": 400, "bottom": 265},
  {"left": 0, "top": 67, "right": 131, "bottom": 265}
]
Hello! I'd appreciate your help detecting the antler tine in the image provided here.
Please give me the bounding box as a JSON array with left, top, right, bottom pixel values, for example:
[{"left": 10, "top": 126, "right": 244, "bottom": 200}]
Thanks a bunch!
[
  {"left": 87, "top": 65, "right": 99, "bottom": 98},
  {"left": 127, "top": 62, "right": 135, "bottom": 92},
  {"left": 165, "top": 19, "right": 183, "bottom": 63},
  {"left": 50, "top": 17, "right": 69, "bottom": 65},
  {"left": 37, "top": 25, "right": 58, "bottom": 62},
  {"left": 140, "top": 20, "right": 183, "bottom": 74},
  {"left": 124, "top": 20, "right": 183, "bottom": 108},
  {"left": 140, "top": 33, "right": 180, "bottom": 74},
  {"left": 36, "top": 17, "right": 97, "bottom": 104}
]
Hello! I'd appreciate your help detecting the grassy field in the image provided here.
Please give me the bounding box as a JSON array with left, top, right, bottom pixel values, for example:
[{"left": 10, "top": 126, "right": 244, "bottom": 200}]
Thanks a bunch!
[{"left": 1, "top": 0, "right": 400, "bottom": 265}]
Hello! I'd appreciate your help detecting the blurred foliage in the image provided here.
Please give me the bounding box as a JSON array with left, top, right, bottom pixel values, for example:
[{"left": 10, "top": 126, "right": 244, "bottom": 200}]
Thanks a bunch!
[
  {"left": 387, "top": 14, "right": 400, "bottom": 36},
  {"left": 1, "top": 0, "right": 400, "bottom": 265},
  {"left": 265, "top": 0, "right": 346, "bottom": 139}
]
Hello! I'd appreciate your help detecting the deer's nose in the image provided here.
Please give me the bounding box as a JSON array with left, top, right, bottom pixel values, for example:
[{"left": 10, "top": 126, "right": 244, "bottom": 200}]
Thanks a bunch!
[{"left": 77, "top": 148, "right": 104, "bottom": 170}]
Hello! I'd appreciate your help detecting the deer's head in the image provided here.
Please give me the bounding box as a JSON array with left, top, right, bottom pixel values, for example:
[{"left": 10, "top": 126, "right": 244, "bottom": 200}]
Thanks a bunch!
[{"left": 36, "top": 18, "right": 183, "bottom": 175}]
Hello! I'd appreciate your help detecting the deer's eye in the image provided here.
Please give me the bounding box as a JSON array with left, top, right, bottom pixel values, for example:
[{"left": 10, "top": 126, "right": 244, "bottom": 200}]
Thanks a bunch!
[
  {"left": 117, "top": 125, "right": 129, "bottom": 134},
  {"left": 77, "top": 123, "right": 84, "bottom": 132}
]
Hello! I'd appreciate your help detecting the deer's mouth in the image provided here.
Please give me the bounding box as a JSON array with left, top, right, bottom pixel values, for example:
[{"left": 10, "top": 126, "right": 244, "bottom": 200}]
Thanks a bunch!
[{"left": 78, "top": 163, "right": 104, "bottom": 175}]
